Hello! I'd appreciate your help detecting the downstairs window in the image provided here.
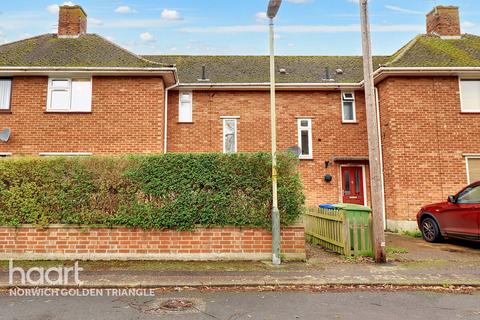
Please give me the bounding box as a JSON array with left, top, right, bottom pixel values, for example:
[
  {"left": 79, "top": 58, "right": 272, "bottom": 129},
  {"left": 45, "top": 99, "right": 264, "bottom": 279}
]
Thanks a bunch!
[
  {"left": 47, "top": 78, "right": 92, "bottom": 112},
  {"left": 467, "top": 157, "right": 480, "bottom": 183}
]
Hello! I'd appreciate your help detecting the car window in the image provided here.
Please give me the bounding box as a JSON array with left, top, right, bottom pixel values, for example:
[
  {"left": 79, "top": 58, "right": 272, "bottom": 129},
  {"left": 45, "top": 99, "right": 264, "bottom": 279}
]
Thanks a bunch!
[{"left": 457, "top": 185, "right": 480, "bottom": 204}]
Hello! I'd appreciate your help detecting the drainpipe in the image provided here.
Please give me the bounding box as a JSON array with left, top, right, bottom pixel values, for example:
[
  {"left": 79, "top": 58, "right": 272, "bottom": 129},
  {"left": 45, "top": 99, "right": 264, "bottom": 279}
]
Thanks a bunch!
[
  {"left": 164, "top": 81, "right": 179, "bottom": 154},
  {"left": 374, "top": 87, "right": 386, "bottom": 229}
]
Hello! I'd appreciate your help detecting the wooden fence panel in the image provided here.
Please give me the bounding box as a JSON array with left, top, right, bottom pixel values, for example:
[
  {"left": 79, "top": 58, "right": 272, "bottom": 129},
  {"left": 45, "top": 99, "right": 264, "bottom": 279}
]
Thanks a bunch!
[
  {"left": 305, "top": 207, "right": 373, "bottom": 257},
  {"left": 305, "top": 207, "right": 345, "bottom": 255}
]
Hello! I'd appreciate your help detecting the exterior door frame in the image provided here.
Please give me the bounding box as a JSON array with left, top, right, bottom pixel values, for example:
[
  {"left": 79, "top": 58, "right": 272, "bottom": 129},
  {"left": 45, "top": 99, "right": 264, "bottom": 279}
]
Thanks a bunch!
[{"left": 338, "top": 164, "right": 367, "bottom": 207}]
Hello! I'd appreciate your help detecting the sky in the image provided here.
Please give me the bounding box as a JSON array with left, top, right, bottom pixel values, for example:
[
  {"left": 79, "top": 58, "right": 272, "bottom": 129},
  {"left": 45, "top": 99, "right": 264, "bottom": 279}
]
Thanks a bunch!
[{"left": 0, "top": 0, "right": 479, "bottom": 56}]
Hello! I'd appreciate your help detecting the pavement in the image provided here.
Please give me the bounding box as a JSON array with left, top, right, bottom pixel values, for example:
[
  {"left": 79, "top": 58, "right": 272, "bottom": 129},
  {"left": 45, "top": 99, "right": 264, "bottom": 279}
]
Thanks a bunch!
[
  {"left": 1, "top": 290, "right": 480, "bottom": 320},
  {"left": 0, "top": 233, "right": 479, "bottom": 288}
]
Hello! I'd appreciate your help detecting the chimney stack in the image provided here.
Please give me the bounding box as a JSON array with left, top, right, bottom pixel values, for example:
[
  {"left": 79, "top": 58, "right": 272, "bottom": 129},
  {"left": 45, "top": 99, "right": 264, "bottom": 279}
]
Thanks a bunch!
[
  {"left": 426, "top": 6, "right": 461, "bottom": 38},
  {"left": 58, "top": 5, "right": 87, "bottom": 38}
]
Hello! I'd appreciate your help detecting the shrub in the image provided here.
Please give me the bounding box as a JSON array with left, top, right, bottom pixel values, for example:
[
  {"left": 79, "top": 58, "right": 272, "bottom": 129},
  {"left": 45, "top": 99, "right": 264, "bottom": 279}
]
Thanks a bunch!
[{"left": 0, "top": 153, "right": 304, "bottom": 230}]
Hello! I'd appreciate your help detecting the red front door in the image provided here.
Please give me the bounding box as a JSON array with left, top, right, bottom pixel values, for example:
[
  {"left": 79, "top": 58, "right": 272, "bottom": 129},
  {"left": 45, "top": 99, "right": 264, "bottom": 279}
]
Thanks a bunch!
[{"left": 341, "top": 166, "right": 365, "bottom": 205}]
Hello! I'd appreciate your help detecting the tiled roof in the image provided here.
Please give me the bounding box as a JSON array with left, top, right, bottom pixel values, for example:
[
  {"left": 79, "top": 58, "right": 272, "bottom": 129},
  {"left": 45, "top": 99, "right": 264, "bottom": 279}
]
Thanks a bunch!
[
  {"left": 0, "top": 33, "right": 171, "bottom": 68},
  {"left": 386, "top": 34, "right": 480, "bottom": 67},
  {"left": 145, "top": 34, "right": 480, "bottom": 84},
  {"left": 1, "top": 32, "right": 480, "bottom": 82},
  {"left": 144, "top": 55, "right": 389, "bottom": 84}
]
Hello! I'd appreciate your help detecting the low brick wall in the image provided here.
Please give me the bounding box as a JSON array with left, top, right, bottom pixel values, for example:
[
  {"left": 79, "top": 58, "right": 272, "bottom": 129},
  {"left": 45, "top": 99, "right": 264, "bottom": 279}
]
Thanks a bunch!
[{"left": 0, "top": 225, "right": 306, "bottom": 261}]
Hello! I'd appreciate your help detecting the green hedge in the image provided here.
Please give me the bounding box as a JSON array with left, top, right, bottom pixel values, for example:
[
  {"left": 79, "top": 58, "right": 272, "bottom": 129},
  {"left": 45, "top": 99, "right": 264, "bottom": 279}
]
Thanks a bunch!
[{"left": 0, "top": 153, "right": 304, "bottom": 230}]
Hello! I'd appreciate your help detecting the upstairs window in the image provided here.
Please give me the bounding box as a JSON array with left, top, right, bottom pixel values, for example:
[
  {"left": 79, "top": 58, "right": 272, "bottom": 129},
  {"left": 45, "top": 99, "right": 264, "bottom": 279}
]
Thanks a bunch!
[
  {"left": 460, "top": 80, "right": 480, "bottom": 113},
  {"left": 297, "top": 118, "right": 313, "bottom": 159},
  {"left": 0, "top": 79, "right": 12, "bottom": 111},
  {"left": 342, "top": 92, "right": 356, "bottom": 122},
  {"left": 47, "top": 78, "right": 92, "bottom": 112},
  {"left": 223, "top": 118, "right": 237, "bottom": 153},
  {"left": 179, "top": 92, "right": 193, "bottom": 122}
]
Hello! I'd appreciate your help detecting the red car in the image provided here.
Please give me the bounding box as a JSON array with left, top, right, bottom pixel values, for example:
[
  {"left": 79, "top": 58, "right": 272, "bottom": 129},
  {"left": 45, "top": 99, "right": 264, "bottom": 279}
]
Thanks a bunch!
[{"left": 417, "top": 181, "right": 480, "bottom": 243}]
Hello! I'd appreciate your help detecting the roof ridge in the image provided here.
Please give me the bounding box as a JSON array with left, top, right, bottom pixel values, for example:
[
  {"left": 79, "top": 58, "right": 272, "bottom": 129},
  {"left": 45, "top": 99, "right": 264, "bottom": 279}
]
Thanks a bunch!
[
  {"left": 384, "top": 34, "right": 423, "bottom": 66},
  {"left": 142, "top": 54, "right": 387, "bottom": 58},
  {"left": 463, "top": 33, "right": 480, "bottom": 39},
  {"left": 92, "top": 34, "right": 173, "bottom": 67}
]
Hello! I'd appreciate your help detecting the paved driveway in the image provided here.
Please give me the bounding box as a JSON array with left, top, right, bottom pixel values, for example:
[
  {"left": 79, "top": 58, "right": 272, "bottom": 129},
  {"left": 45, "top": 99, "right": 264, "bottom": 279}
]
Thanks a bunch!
[{"left": 385, "top": 233, "right": 480, "bottom": 262}]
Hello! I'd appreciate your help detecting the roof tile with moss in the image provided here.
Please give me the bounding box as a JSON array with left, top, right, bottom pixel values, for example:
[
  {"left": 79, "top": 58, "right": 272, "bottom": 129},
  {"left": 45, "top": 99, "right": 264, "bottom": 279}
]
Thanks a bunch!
[
  {"left": 2, "top": 33, "right": 480, "bottom": 82},
  {"left": 145, "top": 34, "right": 480, "bottom": 83},
  {"left": 0, "top": 33, "right": 171, "bottom": 68},
  {"left": 143, "top": 55, "right": 390, "bottom": 83},
  {"left": 386, "top": 34, "right": 480, "bottom": 67}
]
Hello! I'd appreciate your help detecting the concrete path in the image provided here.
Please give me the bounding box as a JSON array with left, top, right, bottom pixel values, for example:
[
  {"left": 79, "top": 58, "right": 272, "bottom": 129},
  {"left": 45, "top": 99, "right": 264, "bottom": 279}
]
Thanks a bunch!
[
  {"left": 1, "top": 290, "right": 479, "bottom": 320},
  {"left": 2, "top": 261, "right": 478, "bottom": 287}
]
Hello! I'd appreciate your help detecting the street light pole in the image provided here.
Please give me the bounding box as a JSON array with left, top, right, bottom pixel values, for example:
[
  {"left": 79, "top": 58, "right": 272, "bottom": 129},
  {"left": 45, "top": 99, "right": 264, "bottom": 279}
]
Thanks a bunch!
[{"left": 267, "top": 0, "right": 282, "bottom": 266}]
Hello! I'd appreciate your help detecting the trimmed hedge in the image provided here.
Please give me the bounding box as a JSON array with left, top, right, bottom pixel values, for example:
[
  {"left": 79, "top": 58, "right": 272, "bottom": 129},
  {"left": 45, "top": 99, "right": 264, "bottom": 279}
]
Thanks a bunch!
[{"left": 0, "top": 153, "right": 304, "bottom": 230}]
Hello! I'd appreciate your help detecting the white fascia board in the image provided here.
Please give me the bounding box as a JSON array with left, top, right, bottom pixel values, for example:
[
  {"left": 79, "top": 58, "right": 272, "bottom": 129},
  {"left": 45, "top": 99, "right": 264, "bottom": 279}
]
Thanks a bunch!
[
  {"left": 175, "top": 82, "right": 362, "bottom": 91},
  {"left": 0, "top": 67, "right": 178, "bottom": 86},
  {"left": 0, "top": 67, "right": 177, "bottom": 77},
  {"left": 373, "top": 67, "right": 480, "bottom": 83}
]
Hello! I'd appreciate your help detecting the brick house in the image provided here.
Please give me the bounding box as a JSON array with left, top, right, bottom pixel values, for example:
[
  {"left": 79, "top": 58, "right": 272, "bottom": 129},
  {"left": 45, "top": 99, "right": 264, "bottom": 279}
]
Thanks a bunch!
[{"left": 0, "top": 5, "right": 479, "bottom": 231}]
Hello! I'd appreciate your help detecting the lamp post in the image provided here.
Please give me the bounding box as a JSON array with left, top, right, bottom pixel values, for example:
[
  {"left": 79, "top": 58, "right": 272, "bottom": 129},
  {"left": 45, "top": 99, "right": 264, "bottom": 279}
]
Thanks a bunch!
[{"left": 267, "top": 0, "right": 282, "bottom": 266}]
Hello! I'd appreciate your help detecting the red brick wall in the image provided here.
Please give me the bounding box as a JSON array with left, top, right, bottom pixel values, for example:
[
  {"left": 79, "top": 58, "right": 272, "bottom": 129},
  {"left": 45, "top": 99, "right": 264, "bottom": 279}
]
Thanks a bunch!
[
  {"left": 378, "top": 76, "right": 480, "bottom": 222},
  {"left": 0, "top": 76, "right": 165, "bottom": 155},
  {"left": 167, "top": 90, "right": 371, "bottom": 207},
  {"left": 0, "top": 225, "right": 306, "bottom": 260}
]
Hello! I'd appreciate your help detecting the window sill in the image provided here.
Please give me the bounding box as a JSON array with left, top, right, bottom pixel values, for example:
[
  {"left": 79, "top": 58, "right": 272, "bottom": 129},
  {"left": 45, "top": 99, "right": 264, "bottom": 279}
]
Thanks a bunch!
[
  {"left": 0, "top": 110, "right": 12, "bottom": 114},
  {"left": 39, "top": 152, "right": 93, "bottom": 157},
  {"left": 460, "top": 111, "right": 480, "bottom": 114},
  {"left": 299, "top": 157, "right": 314, "bottom": 161},
  {"left": 44, "top": 111, "right": 92, "bottom": 114},
  {"left": 342, "top": 121, "right": 358, "bottom": 124},
  {"left": 178, "top": 121, "right": 194, "bottom": 124}
]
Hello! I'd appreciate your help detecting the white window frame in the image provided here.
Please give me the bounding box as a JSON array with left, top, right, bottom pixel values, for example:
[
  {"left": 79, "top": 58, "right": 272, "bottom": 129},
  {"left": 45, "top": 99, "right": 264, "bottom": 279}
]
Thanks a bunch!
[
  {"left": 222, "top": 118, "right": 238, "bottom": 153},
  {"left": 459, "top": 78, "right": 480, "bottom": 113},
  {"left": 179, "top": 91, "right": 193, "bottom": 123},
  {"left": 46, "top": 78, "right": 92, "bottom": 112},
  {"left": 341, "top": 91, "right": 357, "bottom": 123},
  {"left": 466, "top": 155, "right": 480, "bottom": 184},
  {"left": 0, "top": 78, "right": 12, "bottom": 111},
  {"left": 297, "top": 118, "right": 313, "bottom": 160}
]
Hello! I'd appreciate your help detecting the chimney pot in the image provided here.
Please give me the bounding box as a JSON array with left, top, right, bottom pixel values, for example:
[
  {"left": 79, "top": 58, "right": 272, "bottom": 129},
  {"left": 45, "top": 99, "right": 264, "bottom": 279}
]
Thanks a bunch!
[
  {"left": 58, "top": 5, "right": 88, "bottom": 38},
  {"left": 426, "top": 6, "right": 461, "bottom": 38}
]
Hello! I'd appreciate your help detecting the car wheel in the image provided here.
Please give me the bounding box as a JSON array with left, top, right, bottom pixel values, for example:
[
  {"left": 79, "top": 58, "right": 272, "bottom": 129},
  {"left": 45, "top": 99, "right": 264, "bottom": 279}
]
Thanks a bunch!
[{"left": 421, "top": 217, "right": 442, "bottom": 243}]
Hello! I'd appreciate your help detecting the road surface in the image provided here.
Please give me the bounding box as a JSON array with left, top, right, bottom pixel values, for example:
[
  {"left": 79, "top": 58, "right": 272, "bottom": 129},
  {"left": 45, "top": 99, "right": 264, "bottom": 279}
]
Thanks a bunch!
[{"left": 0, "top": 290, "right": 479, "bottom": 320}]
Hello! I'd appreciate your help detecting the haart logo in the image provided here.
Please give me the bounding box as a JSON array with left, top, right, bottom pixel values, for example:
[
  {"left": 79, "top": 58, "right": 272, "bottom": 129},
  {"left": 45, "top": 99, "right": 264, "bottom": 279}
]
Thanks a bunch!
[{"left": 8, "top": 260, "right": 83, "bottom": 286}]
